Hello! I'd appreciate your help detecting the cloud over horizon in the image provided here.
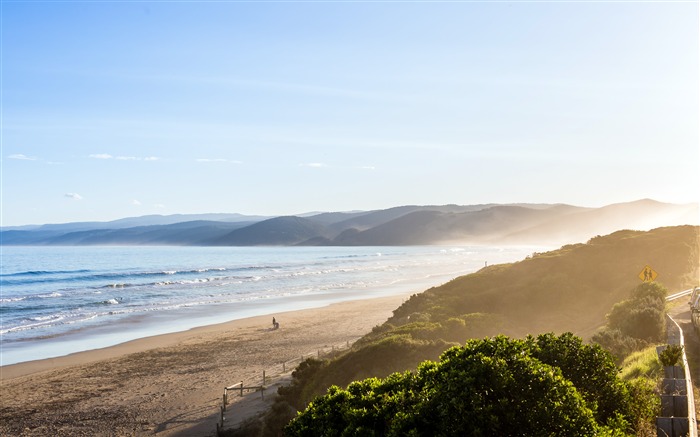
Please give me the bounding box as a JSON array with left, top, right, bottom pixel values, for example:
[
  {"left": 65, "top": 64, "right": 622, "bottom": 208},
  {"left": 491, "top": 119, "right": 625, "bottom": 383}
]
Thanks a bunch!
[{"left": 65, "top": 193, "right": 83, "bottom": 200}]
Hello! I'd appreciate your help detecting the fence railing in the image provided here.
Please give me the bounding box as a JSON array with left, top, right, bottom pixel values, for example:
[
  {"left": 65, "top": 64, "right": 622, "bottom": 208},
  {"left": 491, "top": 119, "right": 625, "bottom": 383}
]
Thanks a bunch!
[
  {"left": 215, "top": 337, "right": 359, "bottom": 435},
  {"left": 656, "top": 314, "right": 698, "bottom": 437}
]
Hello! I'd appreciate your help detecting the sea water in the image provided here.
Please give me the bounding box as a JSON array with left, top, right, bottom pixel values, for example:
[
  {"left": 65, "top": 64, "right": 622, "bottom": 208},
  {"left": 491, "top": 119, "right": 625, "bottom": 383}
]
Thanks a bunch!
[{"left": 0, "top": 245, "right": 537, "bottom": 365}]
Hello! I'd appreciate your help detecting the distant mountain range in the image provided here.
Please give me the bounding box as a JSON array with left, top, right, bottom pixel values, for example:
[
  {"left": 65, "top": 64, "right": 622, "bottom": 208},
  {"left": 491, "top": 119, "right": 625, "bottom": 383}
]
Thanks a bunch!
[{"left": 2, "top": 200, "right": 698, "bottom": 247}]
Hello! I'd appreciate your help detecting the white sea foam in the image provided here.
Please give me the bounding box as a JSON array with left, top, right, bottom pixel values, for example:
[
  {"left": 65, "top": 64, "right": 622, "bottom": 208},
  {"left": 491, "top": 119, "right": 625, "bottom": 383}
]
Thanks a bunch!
[
  {"left": 0, "top": 296, "right": 26, "bottom": 302},
  {"left": 1, "top": 244, "right": 540, "bottom": 365}
]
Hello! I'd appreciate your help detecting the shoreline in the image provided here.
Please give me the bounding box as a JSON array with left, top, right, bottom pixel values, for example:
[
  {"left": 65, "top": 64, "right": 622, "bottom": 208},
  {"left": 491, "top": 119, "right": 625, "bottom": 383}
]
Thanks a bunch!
[
  {"left": 1, "top": 292, "right": 410, "bottom": 381},
  {"left": 1, "top": 270, "right": 450, "bottom": 368},
  {"left": 2, "top": 245, "right": 538, "bottom": 369},
  {"left": 0, "top": 291, "right": 413, "bottom": 436}
]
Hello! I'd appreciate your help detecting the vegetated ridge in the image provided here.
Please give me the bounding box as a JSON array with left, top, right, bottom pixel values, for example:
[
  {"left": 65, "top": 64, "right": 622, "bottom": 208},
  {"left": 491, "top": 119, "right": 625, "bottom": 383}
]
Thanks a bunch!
[
  {"left": 230, "top": 225, "right": 699, "bottom": 437},
  {"left": 1, "top": 199, "right": 697, "bottom": 246}
]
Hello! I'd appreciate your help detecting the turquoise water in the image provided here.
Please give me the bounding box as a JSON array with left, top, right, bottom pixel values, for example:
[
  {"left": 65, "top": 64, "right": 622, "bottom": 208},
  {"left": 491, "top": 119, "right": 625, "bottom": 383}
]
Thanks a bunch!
[{"left": 0, "top": 245, "right": 536, "bottom": 365}]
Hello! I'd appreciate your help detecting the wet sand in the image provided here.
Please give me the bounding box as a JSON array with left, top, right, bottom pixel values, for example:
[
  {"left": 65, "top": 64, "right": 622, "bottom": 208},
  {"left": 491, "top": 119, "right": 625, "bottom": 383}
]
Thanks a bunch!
[{"left": 0, "top": 293, "right": 410, "bottom": 436}]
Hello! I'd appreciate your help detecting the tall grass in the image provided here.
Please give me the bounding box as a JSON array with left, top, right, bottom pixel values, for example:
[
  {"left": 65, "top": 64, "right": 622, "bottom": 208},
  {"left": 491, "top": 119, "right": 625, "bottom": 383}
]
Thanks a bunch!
[{"left": 619, "top": 345, "right": 663, "bottom": 381}]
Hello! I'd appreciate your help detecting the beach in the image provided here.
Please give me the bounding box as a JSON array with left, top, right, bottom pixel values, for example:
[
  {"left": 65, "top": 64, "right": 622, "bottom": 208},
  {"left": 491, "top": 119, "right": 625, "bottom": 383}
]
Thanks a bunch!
[{"left": 0, "top": 293, "right": 410, "bottom": 436}]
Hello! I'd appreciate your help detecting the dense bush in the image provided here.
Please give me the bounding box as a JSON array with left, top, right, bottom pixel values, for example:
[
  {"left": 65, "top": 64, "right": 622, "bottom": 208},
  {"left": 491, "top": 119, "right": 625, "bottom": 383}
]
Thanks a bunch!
[
  {"left": 592, "top": 328, "right": 648, "bottom": 363},
  {"left": 277, "top": 358, "right": 327, "bottom": 410},
  {"left": 592, "top": 282, "right": 668, "bottom": 361},
  {"left": 296, "top": 335, "right": 453, "bottom": 405},
  {"left": 527, "top": 332, "right": 632, "bottom": 426},
  {"left": 286, "top": 334, "right": 641, "bottom": 436}
]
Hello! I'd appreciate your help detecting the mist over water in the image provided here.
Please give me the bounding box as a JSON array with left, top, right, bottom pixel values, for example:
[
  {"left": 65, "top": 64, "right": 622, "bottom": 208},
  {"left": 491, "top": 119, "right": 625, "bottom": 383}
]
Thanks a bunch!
[{"left": 0, "top": 245, "right": 539, "bottom": 365}]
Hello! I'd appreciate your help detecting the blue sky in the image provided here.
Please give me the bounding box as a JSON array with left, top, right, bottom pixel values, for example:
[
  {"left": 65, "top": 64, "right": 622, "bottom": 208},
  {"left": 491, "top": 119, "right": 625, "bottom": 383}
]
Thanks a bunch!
[{"left": 2, "top": 1, "right": 698, "bottom": 226}]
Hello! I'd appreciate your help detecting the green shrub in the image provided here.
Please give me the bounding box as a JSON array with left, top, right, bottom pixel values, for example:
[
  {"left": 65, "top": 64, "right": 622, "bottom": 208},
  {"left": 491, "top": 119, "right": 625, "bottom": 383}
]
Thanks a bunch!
[
  {"left": 277, "top": 358, "right": 327, "bottom": 410},
  {"left": 285, "top": 334, "right": 639, "bottom": 436},
  {"left": 658, "top": 345, "right": 684, "bottom": 367},
  {"left": 528, "top": 332, "right": 631, "bottom": 427}
]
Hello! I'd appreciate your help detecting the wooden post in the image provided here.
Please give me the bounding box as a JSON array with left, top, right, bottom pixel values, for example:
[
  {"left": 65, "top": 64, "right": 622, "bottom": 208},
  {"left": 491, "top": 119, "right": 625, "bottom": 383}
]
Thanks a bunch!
[
  {"left": 223, "top": 392, "right": 227, "bottom": 411},
  {"left": 263, "top": 370, "right": 266, "bottom": 386},
  {"left": 283, "top": 362, "right": 286, "bottom": 373},
  {"left": 240, "top": 381, "right": 243, "bottom": 397},
  {"left": 220, "top": 406, "right": 224, "bottom": 428}
]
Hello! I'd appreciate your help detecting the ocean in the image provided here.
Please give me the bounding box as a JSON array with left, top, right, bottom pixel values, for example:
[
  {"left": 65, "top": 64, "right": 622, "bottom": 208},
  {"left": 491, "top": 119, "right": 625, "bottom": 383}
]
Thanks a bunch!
[{"left": 0, "top": 245, "right": 537, "bottom": 365}]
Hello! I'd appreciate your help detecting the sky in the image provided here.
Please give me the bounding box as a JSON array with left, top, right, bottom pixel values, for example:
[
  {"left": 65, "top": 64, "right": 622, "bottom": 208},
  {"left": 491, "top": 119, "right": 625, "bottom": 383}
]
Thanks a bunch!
[{"left": 1, "top": 1, "right": 698, "bottom": 227}]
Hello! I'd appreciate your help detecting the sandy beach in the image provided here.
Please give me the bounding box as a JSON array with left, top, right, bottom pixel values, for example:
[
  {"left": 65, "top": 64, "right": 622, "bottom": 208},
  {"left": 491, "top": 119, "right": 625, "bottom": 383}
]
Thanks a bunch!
[{"left": 0, "top": 293, "right": 410, "bottom": 436}]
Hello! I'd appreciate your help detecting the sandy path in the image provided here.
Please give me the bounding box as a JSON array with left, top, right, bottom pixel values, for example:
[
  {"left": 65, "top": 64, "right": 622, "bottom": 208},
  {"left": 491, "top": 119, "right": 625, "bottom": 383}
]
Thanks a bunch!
[{"left": 0, "top": 294, "right": 409, "bottom": 436}]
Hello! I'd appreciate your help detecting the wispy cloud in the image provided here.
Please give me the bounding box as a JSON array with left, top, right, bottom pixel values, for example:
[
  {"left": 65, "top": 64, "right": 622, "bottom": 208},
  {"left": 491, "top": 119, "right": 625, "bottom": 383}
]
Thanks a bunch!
[
  {"left": 196, "top": 158, "right": 242, "bottom": 164},
  {"left": 153, "top": 203, "right": 166, "bottom": 209},
  {"left": 300, "top": 162, "right": 327, "bottom": 168},
  {"left": 132, "top": 199, "right": 142, "bottom": 206},
  {"left": 8, "top": 154, "right": 37, "bottom": 161},
  {"left": 65, "top": 193, "right": 83, "bottom": 200},
  {"left": 359, "top": 166, "right": 376, "bottom": 170},
  {"left": 90, "top": 154, "right": 160, "bottom": 161}
]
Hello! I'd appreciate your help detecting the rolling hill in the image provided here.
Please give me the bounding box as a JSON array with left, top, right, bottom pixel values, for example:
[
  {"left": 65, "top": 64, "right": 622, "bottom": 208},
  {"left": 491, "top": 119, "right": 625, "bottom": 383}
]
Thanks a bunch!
[{"left": 1, "top": 199, "right": 697, "bottom": 246}]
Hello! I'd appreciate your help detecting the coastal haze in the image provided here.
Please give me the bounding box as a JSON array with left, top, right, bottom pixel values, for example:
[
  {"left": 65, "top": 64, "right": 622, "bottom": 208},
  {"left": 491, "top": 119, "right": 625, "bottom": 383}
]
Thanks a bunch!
[
  {"left": 2, "top": 2, "right": 698, "bottom": 227},
  {"left": 1, "top": 2, "right": 699, "bottom": 436},
  {"left": 2, "top": 199, "right": 698, "bottom": 247},
  {"left": 2, "top": 198, "right": 693, "bottom": 366}
]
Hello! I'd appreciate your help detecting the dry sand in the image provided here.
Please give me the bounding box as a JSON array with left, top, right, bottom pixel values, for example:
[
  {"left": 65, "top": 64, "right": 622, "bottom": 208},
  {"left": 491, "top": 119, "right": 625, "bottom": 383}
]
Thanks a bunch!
[{"left": 0, "top": 293, "right": 410, "bottom": 436}]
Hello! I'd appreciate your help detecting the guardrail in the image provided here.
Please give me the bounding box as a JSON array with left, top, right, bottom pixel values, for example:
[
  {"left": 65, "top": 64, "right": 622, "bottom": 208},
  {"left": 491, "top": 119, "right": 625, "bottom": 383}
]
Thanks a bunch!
[
  {"left": 657, "top": 315, "right": 697, "bottom": 437},
  {"left": 659, "top": 288, "right": 698, "bottom": 437},
  {"left": 667, "top": 288, "right": 694, "bottom": 301}
]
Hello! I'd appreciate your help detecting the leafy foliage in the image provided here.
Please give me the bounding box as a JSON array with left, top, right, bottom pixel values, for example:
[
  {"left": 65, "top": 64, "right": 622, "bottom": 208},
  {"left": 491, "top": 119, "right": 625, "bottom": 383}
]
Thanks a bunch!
[
  {"left": 286, "top": 334, "right": 643, "bottom": 436},
  {"left": 527, "top": 332, "right": 631, "bottom": 425},
  {"left": 658, "top": 345, "right": 684, "bottom": 367},
  {"left": 592, "top": 282, "right": 668, "bottom": 362},
  {"left": 277, "top": 358, "right": 328, "bottom": 410}
]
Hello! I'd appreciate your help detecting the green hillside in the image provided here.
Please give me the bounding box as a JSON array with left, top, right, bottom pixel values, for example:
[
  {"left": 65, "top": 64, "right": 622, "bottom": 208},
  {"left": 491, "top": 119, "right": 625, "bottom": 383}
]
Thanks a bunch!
[
  {"left": 233, "top": 226, "right": 699, "bottom": 436},
  {"left": 390, "top": 225, "right": 700, "bottom": 339}
]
